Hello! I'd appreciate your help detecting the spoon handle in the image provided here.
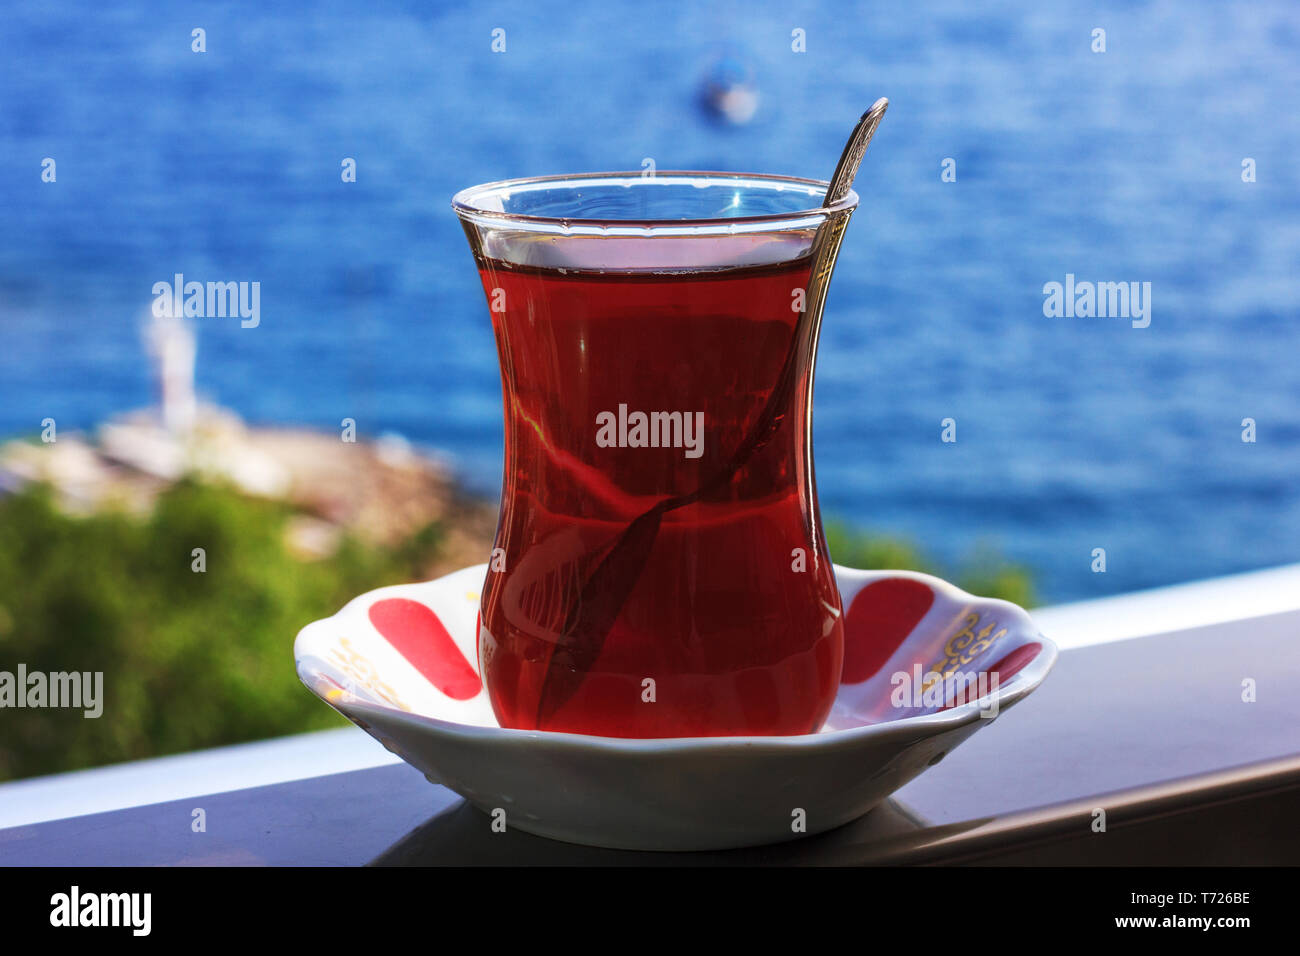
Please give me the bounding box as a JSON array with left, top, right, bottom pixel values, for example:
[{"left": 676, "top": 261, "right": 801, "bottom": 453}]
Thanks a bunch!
[{"left": 825, "top": 97, "right": 889, "bottom": 207}]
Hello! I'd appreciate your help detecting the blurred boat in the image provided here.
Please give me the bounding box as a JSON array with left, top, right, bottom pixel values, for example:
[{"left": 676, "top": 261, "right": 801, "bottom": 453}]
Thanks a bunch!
[{"left": 699, "top": 55, "right": 758, "bottom": 125}]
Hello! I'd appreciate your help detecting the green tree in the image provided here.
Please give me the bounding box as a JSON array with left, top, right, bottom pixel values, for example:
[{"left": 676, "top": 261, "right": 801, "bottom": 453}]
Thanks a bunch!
[{"left": 0, "top": 481, "right": 443, "bottom": 781}]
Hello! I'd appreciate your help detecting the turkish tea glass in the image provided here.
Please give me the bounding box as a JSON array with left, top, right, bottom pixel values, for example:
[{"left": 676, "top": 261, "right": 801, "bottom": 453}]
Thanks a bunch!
[{"left": 453, "top": 172, "right": 858, "bottom": 737}]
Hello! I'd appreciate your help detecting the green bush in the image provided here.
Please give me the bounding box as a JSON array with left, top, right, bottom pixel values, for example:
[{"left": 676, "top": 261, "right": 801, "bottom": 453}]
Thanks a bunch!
[
  {"left": 824, "top": 521, "right": 1035, "bottom": 608},
  {"left": 0, "top": 481, "right": 443, "bottom": 782}
]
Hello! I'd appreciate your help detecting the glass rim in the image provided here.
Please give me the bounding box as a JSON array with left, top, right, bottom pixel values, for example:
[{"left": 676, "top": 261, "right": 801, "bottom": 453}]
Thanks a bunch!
[{"left": 451, "top": 170, "right": 859, "bottom": 236}]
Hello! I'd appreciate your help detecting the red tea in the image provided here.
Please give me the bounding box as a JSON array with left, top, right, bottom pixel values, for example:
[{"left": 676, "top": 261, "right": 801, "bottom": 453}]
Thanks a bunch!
[{"left": 476, "top": 255, "right": 844, "bottom": 737}]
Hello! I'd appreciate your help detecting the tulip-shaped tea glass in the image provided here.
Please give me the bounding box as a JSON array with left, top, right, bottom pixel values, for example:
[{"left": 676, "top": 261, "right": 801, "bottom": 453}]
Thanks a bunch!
[{"left": 454, "top": 172, "right": 859, "bottom": 737}]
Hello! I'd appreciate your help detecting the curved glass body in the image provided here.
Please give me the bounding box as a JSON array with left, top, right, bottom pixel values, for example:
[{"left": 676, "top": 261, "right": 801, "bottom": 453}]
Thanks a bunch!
[{"left": 454, "top": 172, "right": 857, "bottom": 738}]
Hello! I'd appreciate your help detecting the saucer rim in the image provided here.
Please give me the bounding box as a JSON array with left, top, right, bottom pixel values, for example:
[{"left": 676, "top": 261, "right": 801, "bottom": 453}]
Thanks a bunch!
[{"left": 295, "top": 563, "right": 1058, "bottom": 753}]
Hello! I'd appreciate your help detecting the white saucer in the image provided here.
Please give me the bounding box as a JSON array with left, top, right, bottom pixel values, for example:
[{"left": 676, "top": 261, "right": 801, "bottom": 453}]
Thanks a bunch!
[{"left": 295, "top": 564, "right": 1056, "bottom": 851}]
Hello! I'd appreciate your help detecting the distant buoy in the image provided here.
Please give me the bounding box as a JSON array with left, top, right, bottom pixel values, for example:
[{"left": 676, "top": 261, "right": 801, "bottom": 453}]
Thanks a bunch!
[{"left": 700, "top": 56, "right": 759, "bottom": 125}]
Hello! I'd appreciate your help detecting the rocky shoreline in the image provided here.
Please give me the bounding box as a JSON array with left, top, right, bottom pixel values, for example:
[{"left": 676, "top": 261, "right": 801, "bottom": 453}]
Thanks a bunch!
[{"left": 0, "top": 407, "right": 498, "bottom": 581}]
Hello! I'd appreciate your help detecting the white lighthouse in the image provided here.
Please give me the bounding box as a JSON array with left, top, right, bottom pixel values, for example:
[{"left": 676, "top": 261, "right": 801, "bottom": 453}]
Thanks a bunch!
[{"left": 142, "top": 310, "right": 197, "bottom": 437}]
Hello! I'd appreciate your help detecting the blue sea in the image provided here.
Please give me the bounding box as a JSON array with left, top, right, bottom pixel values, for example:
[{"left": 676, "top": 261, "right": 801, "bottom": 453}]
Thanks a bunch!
[{"left": 2, "top": 0, "right": 1298, "bottom": 602}]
